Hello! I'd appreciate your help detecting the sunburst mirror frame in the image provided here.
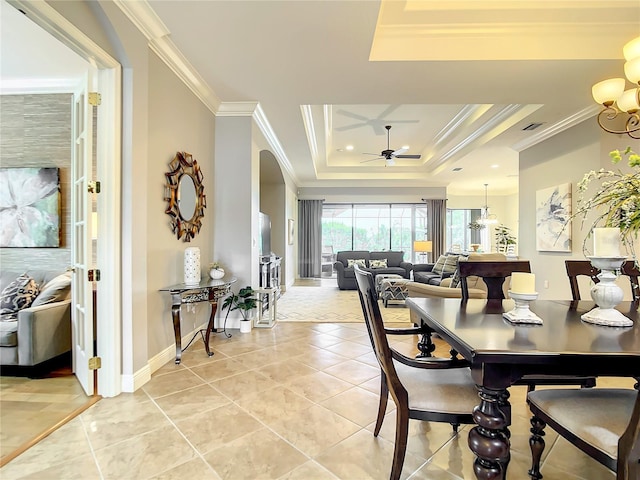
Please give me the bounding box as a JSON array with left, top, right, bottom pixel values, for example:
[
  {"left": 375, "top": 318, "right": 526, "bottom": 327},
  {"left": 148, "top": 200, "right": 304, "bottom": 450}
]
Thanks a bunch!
[{"left": 164, "top": 151, "right": 206, "bottom": 242}]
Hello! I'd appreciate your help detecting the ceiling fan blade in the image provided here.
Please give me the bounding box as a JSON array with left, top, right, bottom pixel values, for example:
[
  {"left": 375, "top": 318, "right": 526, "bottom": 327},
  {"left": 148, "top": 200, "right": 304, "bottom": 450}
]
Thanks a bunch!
[
  {"left": 392, "top": 147, "right": 408, "bottom": 156},
  {"left": 385, "top": 158, "right": 396, "bottom": 167},
  {"left": 335, "top": 123, "right": 366, "bottom": 131},
  {"left": 395, "top": 154, "right": 421, "bottom": 159},
  {"left": 360, "top": 157, "right": 384, "bottom": 163},
  {"left": 336, "top": 109, "right": 370, "bottom": 121},
  {"left": 362, "top": 152, "right": 382, "bottom": 156}
]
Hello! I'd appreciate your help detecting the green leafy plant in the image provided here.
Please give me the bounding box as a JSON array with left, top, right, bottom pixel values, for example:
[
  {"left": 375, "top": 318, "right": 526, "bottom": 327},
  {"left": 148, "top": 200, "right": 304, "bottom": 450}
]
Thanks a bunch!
[
  {"left": 209, "top": 261, "right": 223, "bottom": 270},
  {"left": 468, "top": 221, "right": 485, "bottom": 230},
  {"left": 572, "top": 147, "right": 640, "bottom": 257},
  {"left": 495, "top": 224, "right": 516, "bottom": 246},
  {"left": 222, "top": 286, "right": 258, "bottom": 321}
]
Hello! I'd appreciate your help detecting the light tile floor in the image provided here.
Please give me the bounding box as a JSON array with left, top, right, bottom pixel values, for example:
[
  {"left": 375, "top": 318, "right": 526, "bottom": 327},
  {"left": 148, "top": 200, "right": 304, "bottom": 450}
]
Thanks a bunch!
[{"left": 0, "top": 321, "right": 627, "bottom": 479}]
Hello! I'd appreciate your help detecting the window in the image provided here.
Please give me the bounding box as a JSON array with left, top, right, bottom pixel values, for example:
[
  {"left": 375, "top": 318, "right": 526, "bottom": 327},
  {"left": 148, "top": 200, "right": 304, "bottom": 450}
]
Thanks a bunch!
[
  {"left": 322, "top": 203, "right": 429, "bottom": 261},
  {"left": 446, "top": 208, "right": 483, "bottom": 251}
]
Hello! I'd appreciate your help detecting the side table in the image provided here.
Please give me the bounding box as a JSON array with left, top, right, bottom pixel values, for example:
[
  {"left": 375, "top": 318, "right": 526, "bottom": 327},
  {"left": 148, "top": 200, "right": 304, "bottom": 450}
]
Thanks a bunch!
[{"left": 160, "top": 276, "right": 237, "bottom": 364}]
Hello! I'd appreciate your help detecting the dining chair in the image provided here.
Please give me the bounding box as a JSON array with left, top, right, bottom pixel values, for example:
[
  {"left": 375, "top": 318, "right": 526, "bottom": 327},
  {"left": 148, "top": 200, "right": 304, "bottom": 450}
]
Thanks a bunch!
[
  {"left": 458, "top": 260, "right": 596, "bottom": 392},
  {"left": 565, "top": 260, "right": 600, "bottom": 301},
  {"left": 527, "top": 387, "right": 640, "bottom": 480},
  {"left": 353, "top": 265, "right": 478, "bottom": 480}
]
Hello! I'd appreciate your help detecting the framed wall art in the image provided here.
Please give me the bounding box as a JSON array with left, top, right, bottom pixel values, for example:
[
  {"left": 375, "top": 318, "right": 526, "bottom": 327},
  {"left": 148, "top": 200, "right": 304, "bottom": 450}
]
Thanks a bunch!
[
  {"left": 0, "top": 167, "right": 61, "bottom": 247},
  {"left": 536, "top": 182, "right": 571, "bottom": 252}
]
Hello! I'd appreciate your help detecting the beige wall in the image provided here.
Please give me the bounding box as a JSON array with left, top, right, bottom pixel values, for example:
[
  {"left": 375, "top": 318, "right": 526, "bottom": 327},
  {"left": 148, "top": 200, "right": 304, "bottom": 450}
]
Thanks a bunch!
[
  {"left": 447, "top": 192, "right": 519, "bottom": 253},
  {"left": 146, "top": 52, "right": 216, "bottom": 358},
  {"left": 519, "top": 119, "right": 640, "bottom": 300}
]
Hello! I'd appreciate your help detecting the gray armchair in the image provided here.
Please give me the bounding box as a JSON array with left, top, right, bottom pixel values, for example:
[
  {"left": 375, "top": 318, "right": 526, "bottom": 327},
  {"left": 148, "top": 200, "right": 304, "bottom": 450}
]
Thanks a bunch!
[{"left": 0, "top": 271, "right": 72, "bottom": 367}]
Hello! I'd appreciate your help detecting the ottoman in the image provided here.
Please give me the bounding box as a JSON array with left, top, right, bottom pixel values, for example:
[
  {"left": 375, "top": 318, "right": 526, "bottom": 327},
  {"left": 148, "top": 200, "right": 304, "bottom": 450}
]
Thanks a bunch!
[{"left": 378, "top": 276, "right": 409, "bottom": 307}]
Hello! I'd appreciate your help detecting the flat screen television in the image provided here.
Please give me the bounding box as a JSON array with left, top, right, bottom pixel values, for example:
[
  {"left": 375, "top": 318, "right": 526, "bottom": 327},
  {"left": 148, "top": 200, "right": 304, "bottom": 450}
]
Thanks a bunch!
[{"left": 259, "top": 212, "right": 271, "bottom": 257}]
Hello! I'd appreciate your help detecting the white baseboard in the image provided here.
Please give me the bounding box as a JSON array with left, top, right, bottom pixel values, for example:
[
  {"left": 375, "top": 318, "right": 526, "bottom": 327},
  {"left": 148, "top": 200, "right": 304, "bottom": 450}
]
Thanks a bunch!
[{"left": 122, "top": 322, "right": 210, "bottom": 392}]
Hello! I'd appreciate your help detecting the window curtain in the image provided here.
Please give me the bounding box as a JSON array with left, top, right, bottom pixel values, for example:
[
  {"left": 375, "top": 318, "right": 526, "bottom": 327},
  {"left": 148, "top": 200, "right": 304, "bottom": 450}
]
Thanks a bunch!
[
  {"left": 298, "top": 199, "right": 324, "bottom": 278},
  {"left": 426, "top": 199, "right": 446, "bottom": 260}
]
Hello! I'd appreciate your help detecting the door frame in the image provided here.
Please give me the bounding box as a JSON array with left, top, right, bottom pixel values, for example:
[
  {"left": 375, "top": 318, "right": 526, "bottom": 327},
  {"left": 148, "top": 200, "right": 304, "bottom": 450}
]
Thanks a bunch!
[{"left": 8, "top": 0, "right": 123, "bottom": 397}]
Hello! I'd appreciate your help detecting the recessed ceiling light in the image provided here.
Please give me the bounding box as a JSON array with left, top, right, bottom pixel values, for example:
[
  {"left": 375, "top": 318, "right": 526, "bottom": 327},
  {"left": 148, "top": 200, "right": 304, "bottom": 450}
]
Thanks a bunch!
[
  {"left": 491, "top": 164, "right": 499, "bottom": 168},
  {"left": 346, "top": 145, "right": 354, "bottom": 151},
  {"left": 452, "top": 167, "right": 463, "bottom": 172}
]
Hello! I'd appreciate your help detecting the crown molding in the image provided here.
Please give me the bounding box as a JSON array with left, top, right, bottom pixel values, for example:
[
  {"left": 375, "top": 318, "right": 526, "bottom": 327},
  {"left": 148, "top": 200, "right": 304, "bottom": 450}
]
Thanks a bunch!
[
  {"left": 113, "top": 1, "right": 296, "bottom": 184},
  {"left": 511, "top": 105, "right": 601, "bottom": 152},
  {"left": 113, "top": 0, "right": 220, "bottom": 114}
]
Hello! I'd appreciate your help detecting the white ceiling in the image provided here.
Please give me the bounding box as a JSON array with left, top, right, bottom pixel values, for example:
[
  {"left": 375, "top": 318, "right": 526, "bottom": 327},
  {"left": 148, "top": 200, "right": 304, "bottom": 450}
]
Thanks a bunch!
[{"left": 3, "top": 0, "right": 639, "bottom": 195}]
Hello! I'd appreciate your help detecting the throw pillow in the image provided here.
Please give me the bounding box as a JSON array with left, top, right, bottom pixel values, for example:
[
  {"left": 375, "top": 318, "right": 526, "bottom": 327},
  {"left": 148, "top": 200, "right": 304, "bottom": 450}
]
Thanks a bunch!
[
  {"left": 431, "top": 255, "right": 448, "bottom": 275},
  {"left": 32, "top": 272, "right": 72, "bottom": 307},
  {"left": 347, "top": 258, "right": 367, "bottom": 268},
  {"left": 441, "top": 254, "right": 461, "bottom": 276},
  {"left": 0, "top": 273, "right": 40, "bottom": 314},
  {"left": 370, "top": 259, "right": 388, "bottom": 269},
  {"left": 449, "top": 269, "right": 461, "bottom": 288}
]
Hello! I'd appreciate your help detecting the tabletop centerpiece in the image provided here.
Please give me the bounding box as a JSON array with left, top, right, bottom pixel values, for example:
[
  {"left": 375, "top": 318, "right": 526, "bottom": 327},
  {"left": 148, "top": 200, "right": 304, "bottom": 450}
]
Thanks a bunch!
[{"left": 571, "top": 147, "right": 639, "bottom": 326}]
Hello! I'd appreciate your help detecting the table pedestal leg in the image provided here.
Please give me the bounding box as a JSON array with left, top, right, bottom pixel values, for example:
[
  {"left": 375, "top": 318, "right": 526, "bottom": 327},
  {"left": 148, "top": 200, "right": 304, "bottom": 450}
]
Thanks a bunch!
[
  {"left": 204, "top": 301, "right": 218, "bottom": 357},
  {"left": 171, "top": 302, "right": 182, "bottom": 364},
  {"left": 468, "top": 387, "right": 511, "bottom": 479},
  {"left": 416, "top": 330, "right": 435, "bottom": 357}
]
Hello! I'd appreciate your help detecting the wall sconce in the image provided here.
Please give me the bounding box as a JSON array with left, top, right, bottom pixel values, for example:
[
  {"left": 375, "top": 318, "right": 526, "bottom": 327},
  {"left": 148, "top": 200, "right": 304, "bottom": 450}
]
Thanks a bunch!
[
  {"left": 413, "top": 240, "right": 432, "bottom": 263},
  {"left": 591, "top": 36, "right": 640, "bottom": 139}
]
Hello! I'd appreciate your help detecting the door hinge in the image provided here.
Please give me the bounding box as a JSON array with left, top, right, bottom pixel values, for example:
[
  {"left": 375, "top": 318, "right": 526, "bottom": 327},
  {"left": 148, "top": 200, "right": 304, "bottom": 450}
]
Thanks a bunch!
[
  {"left": 88, "top": 269, "right": 101, "bottom": 282},
  {"left": 88, "top": 181, "right": 101, "bottom": 194},
  {"left": 88, "top": 356, "right": 102, "bottom": 370},
  {"left": 88, "top": 92, "right": 101, "bottom": 106}
]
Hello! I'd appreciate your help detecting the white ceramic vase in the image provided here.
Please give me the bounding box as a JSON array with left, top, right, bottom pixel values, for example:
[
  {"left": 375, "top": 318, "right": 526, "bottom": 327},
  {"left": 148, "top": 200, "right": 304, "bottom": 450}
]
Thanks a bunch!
[
  {"left": 209, "top": 268, "right": 225, "bottom": 280},
  {"left": 184, "top": 247, "right": 201, "bottom": 285}
]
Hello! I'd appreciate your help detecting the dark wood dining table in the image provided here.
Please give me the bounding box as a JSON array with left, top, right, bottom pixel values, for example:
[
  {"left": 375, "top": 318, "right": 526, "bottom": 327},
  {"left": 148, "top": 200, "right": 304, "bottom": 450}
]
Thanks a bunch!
[{"left": 405, "top": 297, "right": 640, "bottom": 480}]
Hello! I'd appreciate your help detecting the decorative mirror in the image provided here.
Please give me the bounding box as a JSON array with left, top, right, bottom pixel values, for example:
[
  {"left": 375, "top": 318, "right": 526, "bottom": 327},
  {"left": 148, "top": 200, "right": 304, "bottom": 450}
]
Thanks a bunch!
[{"left": 164, "top": 151, "right": 206, "bottom": 242}]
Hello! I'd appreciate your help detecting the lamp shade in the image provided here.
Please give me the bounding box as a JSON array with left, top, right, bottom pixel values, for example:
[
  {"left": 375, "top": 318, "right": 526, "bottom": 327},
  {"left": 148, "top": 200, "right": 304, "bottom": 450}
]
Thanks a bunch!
[
  {"left": 413, "top": 240, "right": 432, "bottom": 253},
  {"left": 624, "top": 58, "right": 640, "bottom": 84},
  {"left": 623, "top": 36, "right": 640, "bottom": 61},
  {"left": 592, "top": 78, "right": 625, "bottom": 105},
  {"left": 616, "top": 88, "right": 640, "bottom": 113}
]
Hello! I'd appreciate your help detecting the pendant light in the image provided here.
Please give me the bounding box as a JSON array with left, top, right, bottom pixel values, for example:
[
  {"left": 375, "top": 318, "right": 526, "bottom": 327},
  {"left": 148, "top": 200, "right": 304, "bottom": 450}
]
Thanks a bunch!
[{"left": 477, "top": 184, "right": 498, "bottom": 225}]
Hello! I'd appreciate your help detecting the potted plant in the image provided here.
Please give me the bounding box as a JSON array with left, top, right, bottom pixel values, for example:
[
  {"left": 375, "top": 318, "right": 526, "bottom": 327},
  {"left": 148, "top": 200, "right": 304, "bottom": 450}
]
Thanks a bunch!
[
  {"left": 209, "top": 262, "right": 225, "bottom": 279},
  {"left": 222, "top": 286, "right": 258, "bottom": 333},
  {"left": 495, "top": 224, "right": 516, "bottom": 254}
]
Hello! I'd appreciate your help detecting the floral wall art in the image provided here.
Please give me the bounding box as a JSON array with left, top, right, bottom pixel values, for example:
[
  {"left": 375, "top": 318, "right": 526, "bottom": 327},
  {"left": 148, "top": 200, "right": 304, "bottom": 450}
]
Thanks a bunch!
[
  {"left": 536, "top": 182, "right": 571, "bottom": 252},
  {"left": 0, "top": 167, "right": 61, "bottom": 247}
]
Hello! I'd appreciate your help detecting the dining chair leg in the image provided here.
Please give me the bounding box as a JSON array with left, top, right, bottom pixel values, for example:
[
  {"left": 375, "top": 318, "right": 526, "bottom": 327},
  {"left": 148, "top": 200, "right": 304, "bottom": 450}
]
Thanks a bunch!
[
  {"left": 375, "top": 372, "right": 389, "bottom": 436},
  {"left": 527, "top": 415, "right": 546, "bottom": 480},
  {"left": 391, "top": 405, "right": 410, "bottom": 480}
]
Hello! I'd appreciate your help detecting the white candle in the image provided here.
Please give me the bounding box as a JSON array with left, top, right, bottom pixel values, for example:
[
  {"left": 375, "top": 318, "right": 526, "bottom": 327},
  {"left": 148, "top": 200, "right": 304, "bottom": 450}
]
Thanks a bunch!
[
  {"left": 593, "top": 227, "right": 620, "bottom": 257},
  {"left": 511, "top": 272, "right": 536, "bottom": 294}
]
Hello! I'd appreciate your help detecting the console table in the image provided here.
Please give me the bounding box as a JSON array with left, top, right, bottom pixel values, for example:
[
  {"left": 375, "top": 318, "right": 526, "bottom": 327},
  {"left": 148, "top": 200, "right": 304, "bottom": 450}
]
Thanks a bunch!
[{"left": 160, "top": 276, "right": 236, "bottom": 364}]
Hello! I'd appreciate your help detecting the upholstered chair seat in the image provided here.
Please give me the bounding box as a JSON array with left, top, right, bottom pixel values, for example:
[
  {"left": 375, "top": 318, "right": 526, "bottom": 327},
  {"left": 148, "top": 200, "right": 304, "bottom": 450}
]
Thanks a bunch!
[
  {"left": 394, "top": 359, "right": 478, "bottom": 414},
  {"left": 527, "top": 388, "right": 639, "bottom": 477}
]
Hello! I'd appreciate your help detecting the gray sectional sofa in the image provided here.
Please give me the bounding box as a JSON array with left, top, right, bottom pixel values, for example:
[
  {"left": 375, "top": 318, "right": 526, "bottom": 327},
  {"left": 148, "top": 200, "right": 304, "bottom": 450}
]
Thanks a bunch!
[
  {"left": 0, "top": 270, "right": 72, "bottom": 367},
  {"left": 334, "top": 250, "right": 412, "bottom": 290}
]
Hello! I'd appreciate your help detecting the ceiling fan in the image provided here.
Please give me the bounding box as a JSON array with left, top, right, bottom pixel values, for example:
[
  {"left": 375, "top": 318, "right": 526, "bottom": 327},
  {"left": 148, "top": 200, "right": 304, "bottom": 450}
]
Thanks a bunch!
[{"left": 361, "top": 125, "right": 422, "bottom": 166}]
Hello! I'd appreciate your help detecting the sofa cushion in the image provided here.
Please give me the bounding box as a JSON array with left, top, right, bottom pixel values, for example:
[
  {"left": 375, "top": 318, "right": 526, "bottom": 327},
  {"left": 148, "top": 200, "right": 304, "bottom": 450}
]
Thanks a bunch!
[
  {"left": 370, "top": 251, "right": 404, "bottom": 267},
  {"left": 347, "top": 258, "right": 367, "bottom": 268},
  {"left": 32, "top": 272, "right": 72, "bottom": 307},
  {"left": 0, "top": 314, "right": 18, "bottom": 347},
  {"left": 370, "top": 259, "right": 388, "bottom": 269},
  {"left": 0, "top": 273, "right": 40, "bottom": 315}
]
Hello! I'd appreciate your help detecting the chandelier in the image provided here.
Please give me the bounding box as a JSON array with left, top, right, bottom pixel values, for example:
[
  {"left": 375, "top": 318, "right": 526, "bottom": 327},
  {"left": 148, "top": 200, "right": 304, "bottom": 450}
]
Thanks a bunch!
[
  {"left": 477, "top": 184, "right": 498, "bottom": 225},
  {"left": 591, "top": 36, "right": 640, "bottom": 139}
]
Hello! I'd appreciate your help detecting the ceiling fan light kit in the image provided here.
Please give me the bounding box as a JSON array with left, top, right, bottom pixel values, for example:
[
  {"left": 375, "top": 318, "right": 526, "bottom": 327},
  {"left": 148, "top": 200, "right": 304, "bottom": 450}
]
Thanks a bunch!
[
  {"left": 591, "top": 35, "right": 640, "bottom": 139},
  {"left": 360, "top": 125, "right": 421, "bottom": 166}
]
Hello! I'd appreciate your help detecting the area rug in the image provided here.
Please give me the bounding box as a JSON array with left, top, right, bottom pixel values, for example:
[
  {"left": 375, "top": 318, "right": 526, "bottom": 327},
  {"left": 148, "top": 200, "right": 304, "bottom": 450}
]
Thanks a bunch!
[{"left": 278, "top": 283, "right": 412, "bottom": 323}]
